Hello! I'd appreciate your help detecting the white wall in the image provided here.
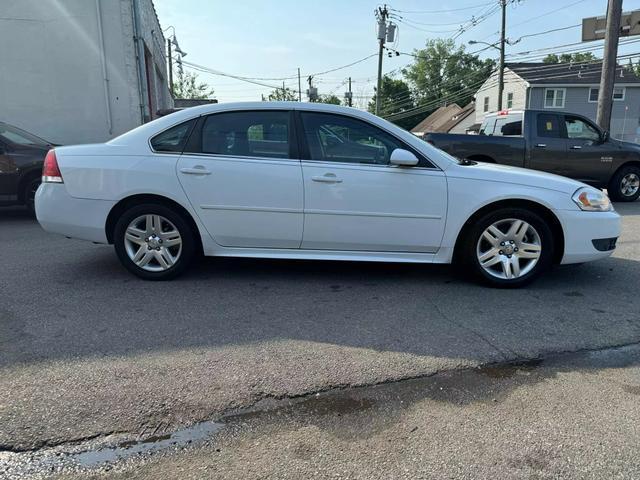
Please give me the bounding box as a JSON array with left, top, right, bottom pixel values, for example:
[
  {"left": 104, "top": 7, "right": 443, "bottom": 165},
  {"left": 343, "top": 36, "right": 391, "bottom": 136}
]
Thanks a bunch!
[
  {"left": 474, "top": 68, "right": 528, "bottom": 123},
  {"left": 0, "top": 0, "right": 171, "bottom": 145}
]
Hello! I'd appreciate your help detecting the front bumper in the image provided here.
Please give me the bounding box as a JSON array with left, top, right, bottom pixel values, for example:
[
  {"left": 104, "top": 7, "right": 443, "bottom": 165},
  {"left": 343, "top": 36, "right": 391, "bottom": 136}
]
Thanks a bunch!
[
  {"left": 35, "top": 183, "right": 114, "bottom": 244},
  {"left": 555, "top": 209, "right": 622, "bottom": 264}
]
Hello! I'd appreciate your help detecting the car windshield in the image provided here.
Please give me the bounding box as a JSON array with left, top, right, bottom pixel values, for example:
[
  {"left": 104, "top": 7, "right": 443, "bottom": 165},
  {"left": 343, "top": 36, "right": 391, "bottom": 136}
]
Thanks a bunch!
[{"left": 0, "top": 123, "right": 50, "bottom": 147}]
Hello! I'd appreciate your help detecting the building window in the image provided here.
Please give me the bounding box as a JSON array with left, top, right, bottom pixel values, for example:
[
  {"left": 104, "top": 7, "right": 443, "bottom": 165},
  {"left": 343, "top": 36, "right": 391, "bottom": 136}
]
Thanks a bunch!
[
  {"left": 483, "top": 96, "right": 489, "bottom": 112},
  {"left": 588, "top": 87, "right": 625, "bottom": 102},
  {"left": 544, "top": 88, "right": 565, "bottom": 108},
  {"left": 506, "top": 92, "right": 513, "bottom": 109}
]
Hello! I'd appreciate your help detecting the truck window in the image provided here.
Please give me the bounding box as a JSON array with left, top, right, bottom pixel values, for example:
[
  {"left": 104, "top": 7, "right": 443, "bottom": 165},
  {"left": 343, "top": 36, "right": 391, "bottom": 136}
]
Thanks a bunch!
[
  {"left": 564, "top": 115, "right": 600, "bottom": 142},
  {"left": 536, "top": 114, "right": 562, "bottom": 138},
  {"left": 479, "top": 118, "right": 496, "bottom": 135},
  {"left": 493, "top": 114, "right": 523, "bottom": 137}
]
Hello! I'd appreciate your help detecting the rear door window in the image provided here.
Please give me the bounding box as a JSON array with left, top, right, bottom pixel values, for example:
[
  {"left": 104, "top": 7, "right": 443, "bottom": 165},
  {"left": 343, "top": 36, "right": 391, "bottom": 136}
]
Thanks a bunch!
[
  {"left": 194, "top": 111, "right": 290, "bottom": 159},
  {"left": 536, "top": 114, "right": 563, "bottom": 138}
]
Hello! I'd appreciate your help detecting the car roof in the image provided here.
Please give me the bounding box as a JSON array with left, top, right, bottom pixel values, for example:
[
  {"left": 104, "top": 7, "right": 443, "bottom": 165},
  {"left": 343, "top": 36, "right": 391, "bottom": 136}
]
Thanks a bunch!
[{"left": 108, "top": 102, "right": 383, "bottom": 147}]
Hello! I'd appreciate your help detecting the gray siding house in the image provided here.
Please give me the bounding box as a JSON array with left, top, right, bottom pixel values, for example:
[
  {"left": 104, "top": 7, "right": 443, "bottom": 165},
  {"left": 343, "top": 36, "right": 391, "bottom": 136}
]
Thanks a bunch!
[{"left": 475, "top": 62, "right": 640, "bottom": 142}]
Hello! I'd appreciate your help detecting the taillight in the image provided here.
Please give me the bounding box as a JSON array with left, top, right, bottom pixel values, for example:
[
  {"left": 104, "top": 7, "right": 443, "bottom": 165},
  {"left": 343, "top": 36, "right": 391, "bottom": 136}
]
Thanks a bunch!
[{"left": 42, "top": 150, "right": 63, "bottom": 183}]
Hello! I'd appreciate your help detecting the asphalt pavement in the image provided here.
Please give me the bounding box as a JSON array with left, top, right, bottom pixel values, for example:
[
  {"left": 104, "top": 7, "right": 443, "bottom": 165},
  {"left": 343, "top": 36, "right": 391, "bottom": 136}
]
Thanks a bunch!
[{"left": 1, "top": 202, "right": 639, "bottom": 478}]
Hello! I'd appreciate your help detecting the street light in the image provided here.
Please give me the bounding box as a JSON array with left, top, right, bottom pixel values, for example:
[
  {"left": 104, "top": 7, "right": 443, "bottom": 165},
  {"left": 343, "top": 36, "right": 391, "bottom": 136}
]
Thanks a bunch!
[
  {"left": 469, "top": 40, "right": 505, "bottom": 51},
  {"left": 171, "top": 37, "right": 187, "bottom": 57}
]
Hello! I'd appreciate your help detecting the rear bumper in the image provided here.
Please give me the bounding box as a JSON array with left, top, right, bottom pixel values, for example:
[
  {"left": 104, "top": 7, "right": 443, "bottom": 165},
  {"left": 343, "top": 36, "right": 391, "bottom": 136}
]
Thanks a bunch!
[
  {"left": 555, "top": 209, "right": 621, "bottom": 264},
  {"left": 35, "top": 183, "right": 114, "bottom": 243}
]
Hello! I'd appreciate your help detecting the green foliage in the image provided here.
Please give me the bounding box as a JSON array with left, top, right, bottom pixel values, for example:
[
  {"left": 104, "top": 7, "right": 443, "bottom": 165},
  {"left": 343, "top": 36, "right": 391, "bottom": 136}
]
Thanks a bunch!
[
  {"left": 368, "top": 76, "right": 414, "bottom": 118},
  {"left": 318, "top": 94, "right": 342, "bottom": 105},
  {"left": 402, "top": 38, "right": 495, "bottom": 112},
  {"left": 266, "top": 87, "right": 298, "bottom": 101},
  {"left": 172, "top": 71, "right": 215, "bottom": 99},
  {"left": 543, "top": 52, "right": 598, "bottom": 64}
]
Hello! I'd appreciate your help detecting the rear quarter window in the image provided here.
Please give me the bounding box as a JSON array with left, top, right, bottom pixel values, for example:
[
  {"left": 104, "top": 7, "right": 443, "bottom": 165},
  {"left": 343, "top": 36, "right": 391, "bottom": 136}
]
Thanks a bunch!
[{"left": 150, "top": 119, "right": 196, "bottom": 152}]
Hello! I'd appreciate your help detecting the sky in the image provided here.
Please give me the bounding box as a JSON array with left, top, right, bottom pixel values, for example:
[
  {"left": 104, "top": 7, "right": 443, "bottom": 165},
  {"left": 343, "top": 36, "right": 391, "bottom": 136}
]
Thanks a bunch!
[{"left": 154, "top": 0, "right": 640, "bottom": 108}]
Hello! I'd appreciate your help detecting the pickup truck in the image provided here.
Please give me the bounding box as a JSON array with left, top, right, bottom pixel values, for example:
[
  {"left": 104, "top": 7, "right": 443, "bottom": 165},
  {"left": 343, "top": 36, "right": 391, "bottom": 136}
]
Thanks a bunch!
[{"left": 424, "top": 109, "right": 640, "bottom": 202}]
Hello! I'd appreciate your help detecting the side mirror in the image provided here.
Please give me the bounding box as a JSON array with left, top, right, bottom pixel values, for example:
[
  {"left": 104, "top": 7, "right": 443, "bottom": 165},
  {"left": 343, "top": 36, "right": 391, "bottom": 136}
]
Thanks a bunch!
[
  {"left": 601, "top": 130, "right": 609, "bottom": 143},
  {"left": 390, "top": 148, "right": 419, "bottom": 167}
]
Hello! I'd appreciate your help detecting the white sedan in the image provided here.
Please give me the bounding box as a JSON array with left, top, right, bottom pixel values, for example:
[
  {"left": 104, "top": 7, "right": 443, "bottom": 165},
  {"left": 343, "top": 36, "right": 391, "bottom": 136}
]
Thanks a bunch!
[{"left": 35, "top": 102, "right": 620, "bottom": 287}]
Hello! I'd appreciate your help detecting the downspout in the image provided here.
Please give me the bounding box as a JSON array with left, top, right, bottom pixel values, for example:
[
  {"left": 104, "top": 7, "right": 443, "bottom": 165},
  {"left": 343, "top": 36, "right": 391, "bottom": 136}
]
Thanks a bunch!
[
  {"left": 131, "top": 0, "right": 147, "bottom": 123},
  {"left": 95, "top": 0, "right": 113, "bottom": 136}
]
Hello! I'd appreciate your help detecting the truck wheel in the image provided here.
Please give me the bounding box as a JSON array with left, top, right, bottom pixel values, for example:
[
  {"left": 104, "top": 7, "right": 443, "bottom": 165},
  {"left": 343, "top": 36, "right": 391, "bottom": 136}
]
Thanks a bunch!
[
  {"left": 460, "top": 208, "right": 554, "bottom": 288},
  {"left": 113, "top": 203, "right": 196, "bottom": 280},
  {"left": 608, "top": 166, "right": 640, "bottom": 202}
]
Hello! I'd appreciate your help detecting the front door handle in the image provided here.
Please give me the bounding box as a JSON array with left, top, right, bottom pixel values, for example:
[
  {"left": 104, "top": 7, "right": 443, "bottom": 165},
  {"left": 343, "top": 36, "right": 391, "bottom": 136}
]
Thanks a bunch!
[
  {"left": 312, "top": 173, "right": 342, "bottom": 184},
  {"left": 570, "top": 145, "right": 582, "bottom": 150},
  {"left": 535, "top": 143, "right": 547, "bottom": 148},
  {"left": 180, "top": 166, "right": 211, "bottom": 175}
]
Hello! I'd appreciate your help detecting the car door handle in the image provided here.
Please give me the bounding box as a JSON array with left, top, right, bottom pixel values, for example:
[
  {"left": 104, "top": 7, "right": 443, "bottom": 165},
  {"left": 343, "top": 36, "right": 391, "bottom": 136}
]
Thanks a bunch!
[
  {"left": 312, "top": 173, "right": 342, "bottom": 184},
  {"left": 180, "top": 166, "right": 211, "bottom": 175},
  {"left": 570, "top": 145, "right": 582, "bottom": 150},
  {"left": 535, "top": 143, "right": 547, "bottom": 148}
]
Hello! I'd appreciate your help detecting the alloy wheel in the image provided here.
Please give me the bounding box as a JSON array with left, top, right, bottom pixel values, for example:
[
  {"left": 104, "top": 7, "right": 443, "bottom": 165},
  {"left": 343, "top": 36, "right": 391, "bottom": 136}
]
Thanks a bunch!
[
  {"left": 123, "top": 214, "right": 182, "bottom": 272},
  {"left": 476, "top": 218, "right": 542, "bottom": 280},
  {"left": 621, "top": 173, "right": 640, "bottom": 197}
]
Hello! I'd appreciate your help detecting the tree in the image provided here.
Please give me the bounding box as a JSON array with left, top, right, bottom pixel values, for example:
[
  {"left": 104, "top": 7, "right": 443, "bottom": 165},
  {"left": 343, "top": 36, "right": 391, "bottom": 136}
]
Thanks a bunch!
[
  {"left": 368, "top": 76, "right": 414, "bottom": 119},
  {"left": 318, "top": 94, "right": 342, "bottom": 105},
  {"left": 402, "top": 38, "right": 495, "bottom": 113},
  {"left": 266, "top": 87, "right": 298, "bottom": 101},
  {"left": 543, "top": 52, "right": 598, "bottom": 64},
  {"left": 172, "top": 71, "right": 215, "bottom": 99}
]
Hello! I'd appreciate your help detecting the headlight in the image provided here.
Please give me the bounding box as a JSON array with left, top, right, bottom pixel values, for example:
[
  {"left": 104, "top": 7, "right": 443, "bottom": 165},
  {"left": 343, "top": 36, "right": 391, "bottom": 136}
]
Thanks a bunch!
[{"left": 572, "top": 187, "right": 613, "bottom": 212}]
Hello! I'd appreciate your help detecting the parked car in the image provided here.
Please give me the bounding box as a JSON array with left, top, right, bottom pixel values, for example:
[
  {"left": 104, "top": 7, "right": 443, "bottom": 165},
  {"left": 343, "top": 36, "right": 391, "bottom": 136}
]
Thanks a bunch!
[
  {"left": 35, "top": 103, "right": 620, "bottom": 287},
  {"left": 0, "top": 121, "right": 55, "bottom": 212},
  {"left": 424, "top": 110, "right": 640, "bottom": 202}
]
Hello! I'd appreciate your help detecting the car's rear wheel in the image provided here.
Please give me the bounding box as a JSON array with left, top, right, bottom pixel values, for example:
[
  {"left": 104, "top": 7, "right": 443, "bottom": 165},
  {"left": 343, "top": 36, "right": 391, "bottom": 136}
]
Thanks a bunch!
[
  {"left": 113, "top": 203, "right": 196, "bottom": 280},
  {"left": 460, "top": 208, "right": 554, "bottom": 288},
  {"left": 608, "top": 165, "right": 640, "bottom": 202}
]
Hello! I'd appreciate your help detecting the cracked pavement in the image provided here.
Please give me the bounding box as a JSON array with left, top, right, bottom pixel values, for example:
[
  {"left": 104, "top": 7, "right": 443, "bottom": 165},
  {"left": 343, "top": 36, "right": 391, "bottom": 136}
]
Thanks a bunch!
[{"left": 0, "top": 202, "right": 639, "bottom": 477}]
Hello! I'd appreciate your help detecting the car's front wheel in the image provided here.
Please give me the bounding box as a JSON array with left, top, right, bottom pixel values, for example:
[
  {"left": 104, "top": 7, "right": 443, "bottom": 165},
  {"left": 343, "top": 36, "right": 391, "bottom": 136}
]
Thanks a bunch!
[
  {"left": 113, "top": 203, "right": 196, "bottom": 280},
  {"left": 460, "top": 208, "right": 554, "bottom": 288},
  {"left": 608, "top": 165, "right": 640, "bottom": 202}
]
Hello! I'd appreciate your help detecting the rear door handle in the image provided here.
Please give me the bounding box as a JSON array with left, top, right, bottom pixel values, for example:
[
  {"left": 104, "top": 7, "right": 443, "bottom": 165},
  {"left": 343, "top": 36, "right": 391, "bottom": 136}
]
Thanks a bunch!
[
  {"left": 180, "top": 166, "right": 211, "bottom": 175},
  {"left": 570, "top": 145, "right": 582, "bottom": 150},
  {"left": 535, "top": 143, "right": 547, "bottom": 148},
  {"left": 312, "top": 173, "right": 342, "bottom": 184}
]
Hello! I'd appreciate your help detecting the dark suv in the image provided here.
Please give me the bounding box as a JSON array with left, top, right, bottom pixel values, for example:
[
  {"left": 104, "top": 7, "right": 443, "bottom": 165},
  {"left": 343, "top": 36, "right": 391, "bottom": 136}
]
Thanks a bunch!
[{"left": 0, "top": 122, "right": 54, "bottom": 212}]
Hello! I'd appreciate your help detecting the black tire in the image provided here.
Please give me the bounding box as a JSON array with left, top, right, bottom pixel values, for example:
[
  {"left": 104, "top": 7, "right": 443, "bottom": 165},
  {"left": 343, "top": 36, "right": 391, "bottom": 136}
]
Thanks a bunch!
[
  {"left": 23, "top": 176, "right": 41, "bottom": 214},
  {"left": 459, "top": 207, "right": 555, "bottom": 288},
  {"left": 113, "top": 203, "right": 196, "bottom": 280},
  {"left": 608, "top": 165, "right": 640, "bottom": 202}
]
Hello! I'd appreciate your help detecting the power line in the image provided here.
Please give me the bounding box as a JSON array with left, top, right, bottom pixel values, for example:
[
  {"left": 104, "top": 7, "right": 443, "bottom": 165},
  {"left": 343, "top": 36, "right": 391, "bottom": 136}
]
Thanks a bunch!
[
  {"left": 383, "top": 50, "right": 640, "bottom": 121},
  {"left": 389, "top": 2, "right": 495, "bottom": 15}
]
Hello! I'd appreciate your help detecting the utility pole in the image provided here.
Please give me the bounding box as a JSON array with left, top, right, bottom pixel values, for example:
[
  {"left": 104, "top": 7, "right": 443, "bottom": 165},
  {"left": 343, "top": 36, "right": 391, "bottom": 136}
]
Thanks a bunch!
[
  {"left": 297, "top": 68, "right": 302, "bottom": 102},
  {"left": 307, "top": 75, "right": 317, "bottom": 102},
  {"left": 282, "top": 81, "right": 286, "bottom": 99},
  {"left": 167, "top": 38, "right": 173, "bottom": 96},
  {"left": 497, "top": 0, "right": 506, "bottom": 110},
  {"left": 348, "top": 77, "right": 352, "bottom": 107},
  {"left": 375, "top": 5, "right": 388, "bottom": 116},
  {"left": 597, "top": 0, "right": 623, "bottom": 131}
]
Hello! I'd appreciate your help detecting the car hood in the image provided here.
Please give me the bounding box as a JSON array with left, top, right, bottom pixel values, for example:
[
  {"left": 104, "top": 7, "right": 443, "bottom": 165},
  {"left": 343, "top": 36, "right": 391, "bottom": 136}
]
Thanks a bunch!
[
  {"left": 446, "top": 161, "right": 586, "bottom": 195},
  {"left": 611, "top": 137, "right": 640, "bottom": 152}
]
